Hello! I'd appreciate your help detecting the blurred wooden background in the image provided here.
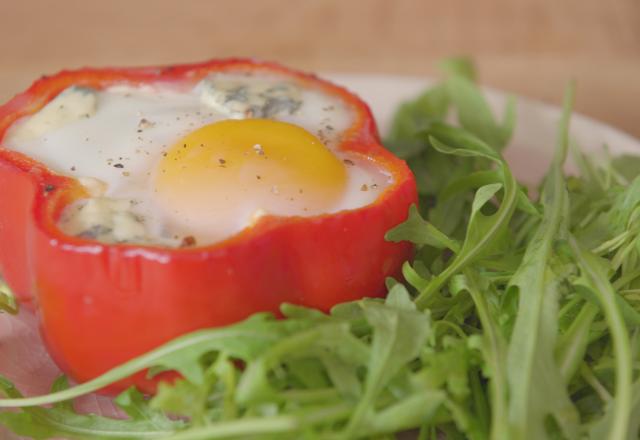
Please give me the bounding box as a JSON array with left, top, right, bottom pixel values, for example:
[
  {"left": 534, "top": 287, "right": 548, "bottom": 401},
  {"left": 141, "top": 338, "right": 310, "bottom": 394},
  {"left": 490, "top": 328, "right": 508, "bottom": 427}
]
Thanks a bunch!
[{"left": 1, "top": 0, "right": 638, "bottom": 137}]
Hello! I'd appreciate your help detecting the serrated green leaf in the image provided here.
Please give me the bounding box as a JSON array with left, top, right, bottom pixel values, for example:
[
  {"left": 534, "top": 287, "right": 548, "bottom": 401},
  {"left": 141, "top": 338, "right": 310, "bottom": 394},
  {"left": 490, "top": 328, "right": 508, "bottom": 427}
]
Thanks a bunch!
[
  {"left": 612, "top": 155, "right": 640, "bottom": 182},
  {"left": 0, "top": 376, "right": 181, "bottom": 439},
  {"left": 341, "top": 287, "right": 430, "bottom": 436},
  {"left": 570, "top": 237, "right": 633, "bottom": 440},
  {"left": 415, "top": 129, "right": 519, "bottom": 309},
  {"left": 445, "top": 75, "right": 516, "bottom": 150},
  {"left": 386, "top": 204, "right": 461, "bottom": 252},
  {"left": 385, "top": 85, "right": 450, "bottom": 159},
  {"left": 506, "top": 84, "right": 580, "bottom": 440}
]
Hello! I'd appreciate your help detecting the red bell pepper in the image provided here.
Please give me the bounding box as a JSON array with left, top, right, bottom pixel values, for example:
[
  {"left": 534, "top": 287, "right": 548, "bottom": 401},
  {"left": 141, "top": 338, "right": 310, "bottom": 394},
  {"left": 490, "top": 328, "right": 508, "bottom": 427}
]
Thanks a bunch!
[{"left": 0, "top": 59, "right": 417, "bottom": 393}]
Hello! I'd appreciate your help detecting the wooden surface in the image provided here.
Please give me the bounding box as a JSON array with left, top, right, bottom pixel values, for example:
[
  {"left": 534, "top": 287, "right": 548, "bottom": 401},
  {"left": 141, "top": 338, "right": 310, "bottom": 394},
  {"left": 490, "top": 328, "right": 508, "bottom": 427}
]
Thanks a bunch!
[{"left": 1, "top": 0, "right": 638, "bottom": 138}]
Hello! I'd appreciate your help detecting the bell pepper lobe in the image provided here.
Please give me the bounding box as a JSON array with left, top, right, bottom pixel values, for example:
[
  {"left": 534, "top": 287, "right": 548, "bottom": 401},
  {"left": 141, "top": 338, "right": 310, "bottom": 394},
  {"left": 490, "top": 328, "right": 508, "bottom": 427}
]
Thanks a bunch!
[{"left": 0, "top": 59, "right": 417, "bottom": 392}]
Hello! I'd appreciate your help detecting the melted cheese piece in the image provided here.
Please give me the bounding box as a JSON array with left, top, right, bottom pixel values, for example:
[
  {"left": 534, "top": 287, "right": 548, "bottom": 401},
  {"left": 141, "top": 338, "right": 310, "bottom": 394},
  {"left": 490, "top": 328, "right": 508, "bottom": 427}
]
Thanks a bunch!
[
  {"left": 198, "top": 76, "right": 303, "bottom": 119},
  {"left": 9, "top": 87, "right": 97, "bottom": 142}
]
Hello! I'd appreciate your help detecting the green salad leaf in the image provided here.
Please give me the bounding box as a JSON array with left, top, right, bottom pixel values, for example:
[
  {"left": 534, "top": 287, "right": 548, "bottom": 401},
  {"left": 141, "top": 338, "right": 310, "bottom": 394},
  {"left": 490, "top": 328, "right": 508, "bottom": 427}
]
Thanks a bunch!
[
  {"left": 505, "top": 84, "right": 579, "bottom": 440},
  {"left": 1, "top": 58, "right": 639, "bottom": 439},
  {"left": 0, "top": 377, "right": 182, "bottom": 439}
]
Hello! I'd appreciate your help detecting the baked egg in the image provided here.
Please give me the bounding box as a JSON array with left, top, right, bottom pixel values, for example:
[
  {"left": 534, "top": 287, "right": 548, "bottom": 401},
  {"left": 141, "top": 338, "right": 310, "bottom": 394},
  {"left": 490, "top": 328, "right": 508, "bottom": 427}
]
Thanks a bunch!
[{"left": 3, "top": 72, "right": 392, "bottom": 246}]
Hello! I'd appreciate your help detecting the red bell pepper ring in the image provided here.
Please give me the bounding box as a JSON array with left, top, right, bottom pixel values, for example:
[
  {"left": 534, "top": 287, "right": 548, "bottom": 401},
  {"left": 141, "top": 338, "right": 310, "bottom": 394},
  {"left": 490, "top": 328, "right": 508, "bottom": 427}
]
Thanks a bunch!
[{"left": 0, "top": 59, "right": 417, "bottom": 393}]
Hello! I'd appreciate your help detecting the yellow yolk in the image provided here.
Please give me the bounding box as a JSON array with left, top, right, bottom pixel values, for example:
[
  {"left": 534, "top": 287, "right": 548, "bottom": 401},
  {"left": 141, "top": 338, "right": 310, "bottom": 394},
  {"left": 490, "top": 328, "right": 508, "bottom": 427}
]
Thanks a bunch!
[{"left": 154, "top": 119, "right": 347, "bottom": 239}]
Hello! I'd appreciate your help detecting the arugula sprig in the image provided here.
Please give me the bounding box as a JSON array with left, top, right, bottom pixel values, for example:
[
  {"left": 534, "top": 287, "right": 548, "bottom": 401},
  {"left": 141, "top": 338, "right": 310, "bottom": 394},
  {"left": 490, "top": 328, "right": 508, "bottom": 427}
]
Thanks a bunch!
[
  {"left": 0, "top": 377, "right": 182, "bottom": 439},
  {"left": 1, "top": 59, "right": 639, "bottom": 439},
  {"left": 505, "top": 84, "right": 580, "bottom": 440}
]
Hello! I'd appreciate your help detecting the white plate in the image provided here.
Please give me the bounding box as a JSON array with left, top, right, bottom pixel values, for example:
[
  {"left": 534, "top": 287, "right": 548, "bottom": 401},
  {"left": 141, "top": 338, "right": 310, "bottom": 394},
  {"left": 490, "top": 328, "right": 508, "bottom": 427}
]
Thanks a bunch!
[{"left": 1, "top": 73, "right": 639, "bottom": 439}]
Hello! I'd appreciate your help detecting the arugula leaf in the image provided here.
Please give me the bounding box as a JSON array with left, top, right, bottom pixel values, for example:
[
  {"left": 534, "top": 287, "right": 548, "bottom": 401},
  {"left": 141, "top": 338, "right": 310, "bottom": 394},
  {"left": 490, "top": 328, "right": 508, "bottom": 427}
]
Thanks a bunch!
[
  {"left": 366, "top": 389, "right": 445, "bottom": 434},
  {"left": 570, "top": 237, "right": 633, "bottom": 440},
  {"left": 445, "top": 75, "right": 516, "bottom": 151},
  {"left": 555, "top": 301, "right": 599, "bottom": 382},
  {"left": 0, "top": 314, "right": 295, "bottom": 407},
  {"left": 589, "top": 379, "right": 640, "bottom": 440},
  {"left": 115, "top": 387, "right": 177, "bottom": 430},
  {"left": 341, "top": 285, "right": 430, "bottom": 436},
  {"left": 386, "top": 204, "right": 461, "bottom": 252},
  {"left": 505, "top": 84, "right": 580, "bottom": 440},
  {"left": 0, "top": 377, "right": 181, "bottom": 439},
  {"left": 456, "top": 269, "right": 510, "bottom": 440},
  {"left": 413, "top": 124, "right": 519, "bottom": 309},
  {"left": 385, "top": 85, "right": 450, "bottom": 160},
  {"left": 611, "top": 154, "right": 640, "bottom": 182}
]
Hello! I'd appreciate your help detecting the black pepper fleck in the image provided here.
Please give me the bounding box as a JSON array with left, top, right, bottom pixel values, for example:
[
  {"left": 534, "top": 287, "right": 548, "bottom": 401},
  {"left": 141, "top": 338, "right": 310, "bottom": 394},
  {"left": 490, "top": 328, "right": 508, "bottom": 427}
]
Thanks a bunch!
[
  {"left": 180, "top": 236, "right": 197, "bottom": 247},
  {"left": 253, "top": 144, "right": 265, "bottom": 155}
]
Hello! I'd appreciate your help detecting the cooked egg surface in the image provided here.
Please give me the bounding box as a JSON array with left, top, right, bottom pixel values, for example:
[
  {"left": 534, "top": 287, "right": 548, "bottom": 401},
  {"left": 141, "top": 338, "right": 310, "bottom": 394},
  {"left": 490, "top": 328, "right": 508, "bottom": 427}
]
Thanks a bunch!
[
  {"left": 3, "top": 72, "right": 392, "bottom": 246},
  {"left": 156, "top": 119, "right": 349, "bottom": 239}
]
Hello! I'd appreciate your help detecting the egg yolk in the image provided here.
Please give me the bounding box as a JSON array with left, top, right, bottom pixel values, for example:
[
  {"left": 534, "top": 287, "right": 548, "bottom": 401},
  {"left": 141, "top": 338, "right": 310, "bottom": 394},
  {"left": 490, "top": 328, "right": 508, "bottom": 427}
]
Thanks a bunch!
[{"left": 154, "top": 119, "right": 347, "bottom": 239}]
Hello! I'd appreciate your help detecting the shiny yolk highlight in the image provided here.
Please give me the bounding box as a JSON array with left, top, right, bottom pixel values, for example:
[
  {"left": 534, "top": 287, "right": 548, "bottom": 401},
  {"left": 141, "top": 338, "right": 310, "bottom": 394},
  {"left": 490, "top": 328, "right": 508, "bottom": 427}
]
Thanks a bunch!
[{"left": 154, "top": 119, "right": 347, "bottom": 240}]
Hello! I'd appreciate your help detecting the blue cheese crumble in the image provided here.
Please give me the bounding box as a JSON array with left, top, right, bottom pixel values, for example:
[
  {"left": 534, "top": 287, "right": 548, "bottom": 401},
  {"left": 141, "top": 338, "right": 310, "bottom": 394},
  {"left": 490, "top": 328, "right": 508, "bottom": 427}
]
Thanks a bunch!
[{"left": 198, "top": 75, "right": 303, "bottom": 119}]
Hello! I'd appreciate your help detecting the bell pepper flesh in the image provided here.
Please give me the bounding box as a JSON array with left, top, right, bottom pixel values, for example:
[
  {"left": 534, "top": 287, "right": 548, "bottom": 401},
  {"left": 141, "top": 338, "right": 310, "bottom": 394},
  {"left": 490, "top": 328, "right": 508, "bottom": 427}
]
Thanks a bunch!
[{"left": 0, "top": 59, "right": 417, "bottom": 393}]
